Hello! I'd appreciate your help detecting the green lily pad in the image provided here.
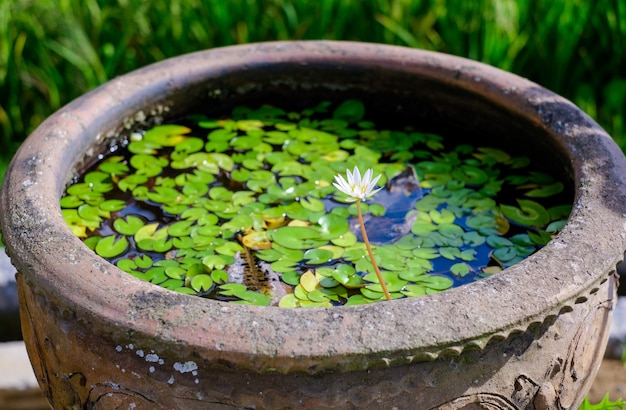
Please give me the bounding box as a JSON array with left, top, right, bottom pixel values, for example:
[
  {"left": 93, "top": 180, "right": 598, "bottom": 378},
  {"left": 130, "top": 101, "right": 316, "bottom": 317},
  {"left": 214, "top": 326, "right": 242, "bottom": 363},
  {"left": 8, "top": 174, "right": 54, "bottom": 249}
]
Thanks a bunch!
[
  {"left": 95, "top": 235, "right": 128, "bottom": 258},
  {"left": 130, "top": 154, "right": 168, "bottom": 177},
  {"left": 218, "top": 283, "right": 247, "bottom": 296},
  {"left": 142, "top": 124, "right": 191, "bottom": 146},
  {"left": 402, "top": 284, "right": 427, "bottom": 297},
  {"left": 174, "top": 137, "right": 204, "bottom": 156},
  {"left": 493, "top": 247, "right": 517, "bottom": 262},
  {"left": 202, "top": 255, "right": 227, "bottom": 270},
  {"left": 281, "top": 271, "right": 302, "bottom": 286},
  {"left": 117, "top": 259, "right": 137, "bottom": 273},
  {"left": 113, "top": 215, "right": 145, "bottom": 236},
  {"left": 501, "top": 199, "right": 550, "bottom": 227},
  {"left": 135, "top": 255, "right": 153, "bottom": 269},
  {"left": 62, "top": 99, "right": 572, "bottom": 308},
  {"left": 99, "top": 160, "right": 130, "bottom": 176},
  {"left": 317, "top": 213, "right": 350, "bottom": 240},
  {"left": 271, "top": 259, "right": 299, "bottom": 273},
  {"left": 118, "top": 174, "right": 148, "bottom": 192},
  {"left": 191, "top": 274, "right": 214, "bottom": 292},
  {"left": 412, "top": 248, "right": 439, "bottom": 259},
  {"left": 270, "top": 226, "right": 324, "bottom": 250},
  {"left": 165, "top": 266, "right": 186, "bottom": 280},
  {"left": 345, "top": 294, "right": 375, "bottom": 306},
  {"left": 231, "top": 290, "right": 272, "bottom": 305},
  {"left": 528, "top": 229, "right": 552, "bottom": 246},
  {"left": 60, "top": 195, "right": 84, "bottom": 209},
  {"left": 418, "top": 275, "right": 454, "bottom": 291},
  {"left": 303, "top": 249, "right": 334, "bottom": 265},
  {"left": 525, "top": 182, "right": 564, "bottom": 197},
  {"left": 439, "top": 247, "right": 462, "bottom": 260},
  {"left": 333, "top": 99, "right": 365, "bottom": 123},
  {"left": 451, "top": 262, "right": 471, "bottom": 277},
  {"left": 278, "top": 294, "right": 299, "bottom": 308}
]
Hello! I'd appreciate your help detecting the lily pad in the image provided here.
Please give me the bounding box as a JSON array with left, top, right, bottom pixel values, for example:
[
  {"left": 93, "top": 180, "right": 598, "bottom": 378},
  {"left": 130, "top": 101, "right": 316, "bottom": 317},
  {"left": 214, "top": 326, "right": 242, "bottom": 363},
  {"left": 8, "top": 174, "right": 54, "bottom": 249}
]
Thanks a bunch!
[
  {"left": 95, "top": 235, "right": 128, "bottom": 258},
  {"left": 501, "top": 199, "right": 550, "bottom": 227},
  {"left": 62, "top": 99, "right": 571, "bottom": 307},
  {"left": 113, "top": 215, "right": 145, "bottom": 236},
  {"left": 269, "top": 226, "right": 325, "bottom": 250},
  {"left": 303, "top": 249, "right": 334, "bottom": 265},
  {"left": 191, "top": 274, "right": 214, "bottom": 292}
]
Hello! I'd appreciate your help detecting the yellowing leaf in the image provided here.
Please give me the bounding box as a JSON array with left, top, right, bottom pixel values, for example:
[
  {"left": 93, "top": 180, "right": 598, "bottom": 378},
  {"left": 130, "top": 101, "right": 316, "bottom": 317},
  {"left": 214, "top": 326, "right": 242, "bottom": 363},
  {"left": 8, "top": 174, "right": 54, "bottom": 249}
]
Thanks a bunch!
[{"left": 300, "top": 270, "right": 320, "bottom": 292}]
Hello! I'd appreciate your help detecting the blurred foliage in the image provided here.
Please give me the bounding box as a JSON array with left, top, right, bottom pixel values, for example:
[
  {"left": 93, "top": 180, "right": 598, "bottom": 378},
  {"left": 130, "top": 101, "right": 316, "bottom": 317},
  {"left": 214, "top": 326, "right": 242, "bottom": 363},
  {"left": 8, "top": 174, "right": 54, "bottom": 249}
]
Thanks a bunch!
[
  {"left": 579, "top": 393, "right": 626, "bottom": 410},
  {"left": 0, "top": 0, "right": 625, "bottom": 181}
]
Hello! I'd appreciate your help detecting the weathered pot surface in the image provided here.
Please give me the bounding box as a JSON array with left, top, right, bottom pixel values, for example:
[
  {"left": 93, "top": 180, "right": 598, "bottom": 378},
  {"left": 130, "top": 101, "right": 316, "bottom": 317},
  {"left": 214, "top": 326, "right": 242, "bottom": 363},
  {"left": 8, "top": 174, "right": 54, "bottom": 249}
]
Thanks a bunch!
[{"left": 1, "top": 41, "right": 626, "bottom": 409}]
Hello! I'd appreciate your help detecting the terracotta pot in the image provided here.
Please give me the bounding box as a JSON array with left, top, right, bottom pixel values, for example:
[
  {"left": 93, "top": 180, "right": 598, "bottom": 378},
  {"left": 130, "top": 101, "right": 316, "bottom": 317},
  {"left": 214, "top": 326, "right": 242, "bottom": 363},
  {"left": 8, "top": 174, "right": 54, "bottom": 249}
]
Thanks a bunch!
[{"left": 1, "top": 41, "right": 625, "bottom": 409}]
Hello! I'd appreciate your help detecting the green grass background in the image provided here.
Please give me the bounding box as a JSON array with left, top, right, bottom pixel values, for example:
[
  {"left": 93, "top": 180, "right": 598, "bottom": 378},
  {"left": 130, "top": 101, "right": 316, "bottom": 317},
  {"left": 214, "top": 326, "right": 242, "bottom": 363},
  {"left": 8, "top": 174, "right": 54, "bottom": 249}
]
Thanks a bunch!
[{"left": 1, "top": 0, "right": 625, "bottom": 182}]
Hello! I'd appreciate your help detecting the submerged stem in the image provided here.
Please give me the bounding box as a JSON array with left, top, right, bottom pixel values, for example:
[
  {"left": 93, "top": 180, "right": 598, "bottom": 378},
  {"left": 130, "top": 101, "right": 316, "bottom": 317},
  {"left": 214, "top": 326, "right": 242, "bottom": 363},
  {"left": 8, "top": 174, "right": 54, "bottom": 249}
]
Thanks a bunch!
[{"left": 356, "top": 200, "right": 392, "bottom": 301}]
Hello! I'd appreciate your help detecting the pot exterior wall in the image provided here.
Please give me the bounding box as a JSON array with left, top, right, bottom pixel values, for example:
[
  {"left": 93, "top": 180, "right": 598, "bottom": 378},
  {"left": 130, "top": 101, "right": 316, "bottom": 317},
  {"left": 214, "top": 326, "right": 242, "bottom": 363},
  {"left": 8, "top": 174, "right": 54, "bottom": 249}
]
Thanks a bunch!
[
  {"left": 18, "top": 270, "right": 616, "bottom": 409},
  {"left": 2, "top": 41, "right": 626, "bottom": 410}
]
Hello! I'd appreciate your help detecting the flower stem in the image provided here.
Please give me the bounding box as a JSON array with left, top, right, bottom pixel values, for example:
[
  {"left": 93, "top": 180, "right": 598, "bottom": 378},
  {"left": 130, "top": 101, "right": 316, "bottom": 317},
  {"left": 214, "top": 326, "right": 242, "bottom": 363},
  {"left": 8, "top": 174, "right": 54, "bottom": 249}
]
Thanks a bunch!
[{"left": 356, "top": 200, "right": 391, "bottom": 301}]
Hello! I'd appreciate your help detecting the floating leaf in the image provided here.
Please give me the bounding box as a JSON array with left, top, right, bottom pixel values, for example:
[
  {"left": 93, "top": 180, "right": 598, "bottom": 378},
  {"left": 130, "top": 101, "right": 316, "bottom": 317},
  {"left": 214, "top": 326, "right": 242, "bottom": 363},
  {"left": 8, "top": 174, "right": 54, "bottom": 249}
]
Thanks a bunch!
[
  {"left": 331, "top": 231, "right": 357, "bottom": 247},
  {"left": 463, "top": 231, "right": 486, "bottom": 247},
  {"left": 548, "top": 204, "right": 572, "bottom": 220},
  {"left": 546, "top": 220, "right": 567, "bottom": 233},
  {"left": 303, "top": 249, "right": 334, "bottom": 265},
  {"left": 279, "top": 294, "right": 299, "bottom": 308},
  {"left": 282, "top": 271, "right": 301, "bottom": 286},
  {"left": 501, "top": 199, "right": 550, "bottom": 227},
  {"left": 62, "top": 99, "right": 572, "bottom": 308},
  {"left": 333, "top": 99, "right": 365, "bottom": 123},
  {"left": 191, "top": 274, "right": 214, "bottom": 292},
  {"left": 345, "top": 295, "right": 375, "bottom": 306},
  {"left": 95, "top": 235, "right": 128, "bottom": 258},
  {"left": 135, "top": 255, "right": 153, "bottom": 269},
  {"left": 271, "top": 259, "right": 299, "bottom": 273},
  {"left": 402, "top": 284, "right": 427, "bottom": 297},
  {"left": 419, "top": 275, "right": 453, "bottom": 291},
  {"left": 493, "top": 247, "right": 517, "bottom": 262},
  {"left": 174, "top": 137, "right": 204, "bottom": 156},
  {"left": 411, "top": 220, "right": 438, "bottom": 235},
  {"left": 528, "top": 229, "right": 552, "bottom": 246},
  {"left": 465, "top": 214, "right": 496, "bottom": 230},
  {"left": 317, "top": 213, "right": 350, "bottom": 240},
  {"left": 202, "top": 255, "right": 227, "bottom": 270},
  {"left": 143, "top": 124, "right": 191, "bottom": 146},
  {"left": 99, "top": 199, "right": 126, "bottom": 212},
  {"left": 270, "top": 226, "right": 324, "bottom": 249},
  {"left": 130, "top": 154, "right": 168, "bottom": 177},
  {"left": 451, "top": 262, "right": 471, "bottom": 276},
  {"left": 218, "top": 283, "right": 248, "bottom": 296},
  {"left": 99, "top": 160, "right": 129, "bottom": 176},
  {"left": 174, "top": 287, "right": 198, "bottom": 295},
  {"left": 482, "top": 266, "right": 503, "bottom": 276},
  {"left": 525, "top": 182, "right": 564, "bottom": 197},
  {"left": 486, "top": 236, "right": 514, "bottom": 248},
  {"left": 430, "top": 209, "right": 455, "bottom": 224},
  {"left": 232, "top": 291, "right": 272, "bottom": 306},
  {"left": 165, "top": 266, "right": 186, "bottom": 279},
  {"left": 300, "top": 270, "right": 320, "bottom": 292},
  {"left": 439, "top": 247, "right": 462, "bottom": 260},
  {"left": 211, "top": 269, "right": 229, "bottom": 283},
  {"left": 134, "top": 223, "right": 160, "bottom": 242},
  {"left": 60, "top": 195, "right": 84, "bottom": 208}
]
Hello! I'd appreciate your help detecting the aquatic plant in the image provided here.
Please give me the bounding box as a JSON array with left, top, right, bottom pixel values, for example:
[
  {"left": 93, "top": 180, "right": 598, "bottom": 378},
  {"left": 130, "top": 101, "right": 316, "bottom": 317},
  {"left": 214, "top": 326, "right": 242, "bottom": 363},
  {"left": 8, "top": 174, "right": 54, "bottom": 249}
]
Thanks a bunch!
[
  {"left": 60, "top": 99, "right": 571, "bottom": 307},
  {"left": 334, "top": 166, "right": 390, "bottom": 300}
]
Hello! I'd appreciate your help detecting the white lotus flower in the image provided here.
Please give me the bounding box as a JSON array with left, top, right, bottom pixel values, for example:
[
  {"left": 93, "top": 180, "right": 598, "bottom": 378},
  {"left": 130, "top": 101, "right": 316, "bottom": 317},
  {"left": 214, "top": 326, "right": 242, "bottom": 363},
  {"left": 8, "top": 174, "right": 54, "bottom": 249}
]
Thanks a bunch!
[{"left": 333, "top": 166, "right": 383, "bottom": 202}]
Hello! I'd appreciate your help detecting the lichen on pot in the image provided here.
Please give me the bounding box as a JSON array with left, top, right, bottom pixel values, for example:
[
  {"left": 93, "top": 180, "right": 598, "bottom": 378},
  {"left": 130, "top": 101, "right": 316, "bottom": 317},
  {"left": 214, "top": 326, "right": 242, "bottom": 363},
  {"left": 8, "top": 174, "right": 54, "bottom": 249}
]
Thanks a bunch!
[{"left": 1, "top": 41, "right": 626, "bottom": 409}]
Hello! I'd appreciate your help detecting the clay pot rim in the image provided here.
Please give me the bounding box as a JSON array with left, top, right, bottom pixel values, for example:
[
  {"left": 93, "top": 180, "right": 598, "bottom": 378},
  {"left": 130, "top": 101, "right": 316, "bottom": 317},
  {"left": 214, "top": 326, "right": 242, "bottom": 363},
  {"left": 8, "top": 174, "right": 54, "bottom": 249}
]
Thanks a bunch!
[{"left": 2, "top": 41, "right": 626, "bottom": 372}]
